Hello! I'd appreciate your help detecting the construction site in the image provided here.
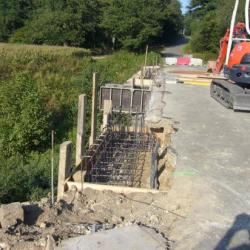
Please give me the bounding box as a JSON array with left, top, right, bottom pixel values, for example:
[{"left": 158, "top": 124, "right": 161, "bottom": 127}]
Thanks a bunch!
[
  {"left": 2, "top": 0, "right": 250, "bottom": 249},
  {"left": 0, "top": 52, "right": 250, "bottom": 249}
]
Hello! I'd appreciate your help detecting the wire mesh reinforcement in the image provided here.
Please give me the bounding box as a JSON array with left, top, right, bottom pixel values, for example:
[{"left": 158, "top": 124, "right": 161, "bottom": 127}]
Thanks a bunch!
[{"left": 85, "top": 131, "right": 157, "bottom": 188}]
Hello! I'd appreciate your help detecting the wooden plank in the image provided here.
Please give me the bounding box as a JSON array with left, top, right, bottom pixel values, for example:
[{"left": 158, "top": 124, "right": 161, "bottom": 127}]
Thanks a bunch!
[
  {"left": 178, "top": 78, "right": 212, "bottom": 83},
  {"left": 66, "top": 181, "right": 166, "bottom": 194},
  {"left": 198, "top": 75, "right": 227, "bottom": 80},
  {"left": 181, "top": 81, "right": 211, "bottom": 87},
  {"left": 170, "top": 73, "right": 226, "bottom": 80}
]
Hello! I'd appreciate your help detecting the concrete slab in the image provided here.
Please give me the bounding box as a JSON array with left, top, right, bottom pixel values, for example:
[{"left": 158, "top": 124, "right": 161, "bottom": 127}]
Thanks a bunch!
[
  {"left": 56, "top": 225, "right": 167, "bottom": 250},
  {"left": 161, "top": 79, "right": 250, "bottom": 249}
]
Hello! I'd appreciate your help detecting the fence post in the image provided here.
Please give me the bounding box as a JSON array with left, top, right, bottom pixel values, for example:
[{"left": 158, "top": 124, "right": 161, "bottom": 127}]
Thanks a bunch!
[{"left": 57, "top": 141, "right": 72, "bottom": 201}]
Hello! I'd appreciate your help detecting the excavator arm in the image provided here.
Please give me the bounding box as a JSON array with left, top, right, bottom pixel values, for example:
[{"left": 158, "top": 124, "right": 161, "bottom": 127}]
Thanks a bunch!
[
  {"left": 214, "top": 23, "right": 247, "bottom": 74},
  {"left": 214, "top": 30, "right": 230, "bottom": 74}
]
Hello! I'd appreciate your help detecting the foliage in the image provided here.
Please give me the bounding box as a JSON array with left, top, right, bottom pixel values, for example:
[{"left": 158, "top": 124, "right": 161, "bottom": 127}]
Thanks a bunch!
[
  {"left": 0, "top": 0, "right": 183, "bottom": 51},
  {"left": 0, "top": 0, "right": 33, "bottom": 41},
  {"left": 0, "top": 73, "right": 51, "bottom": 157},
  {"left": 184, "top": 0, "right": 246, "bottom": 56},
  {"left": 0, "top": 151, "right": 55, "bottom": 204},
  {"left": 101, "top": 0, "right": 183, "bottom": 50},
  {"left": 190, "top": 11, "right": 219, "bottom": 53},
  {"left": 10, "top": 0, "right": 102, "bottom": 47}
]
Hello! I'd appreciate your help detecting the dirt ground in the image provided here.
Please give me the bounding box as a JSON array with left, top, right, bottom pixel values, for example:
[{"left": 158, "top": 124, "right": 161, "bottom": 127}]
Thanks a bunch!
[{"left": 0, "top": 185, "right": 191, "bottom": 250}]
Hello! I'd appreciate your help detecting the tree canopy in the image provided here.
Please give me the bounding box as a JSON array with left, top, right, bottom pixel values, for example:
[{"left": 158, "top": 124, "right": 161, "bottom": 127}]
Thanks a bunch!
[
  {"left": 0, "top": 0, "right": 183, "bottom": 51},
  {"left": 185, "top": 0, "right": 246, "bottom": 55}
]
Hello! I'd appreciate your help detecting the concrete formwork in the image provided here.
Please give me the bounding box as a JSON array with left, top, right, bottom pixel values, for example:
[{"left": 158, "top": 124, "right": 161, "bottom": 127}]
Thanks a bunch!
[
  {"left": 75, "top": 94, "right": 87, "bottom": 166},
  {"left": 102, "top": 100, "right": 112, "bottom": 129}
]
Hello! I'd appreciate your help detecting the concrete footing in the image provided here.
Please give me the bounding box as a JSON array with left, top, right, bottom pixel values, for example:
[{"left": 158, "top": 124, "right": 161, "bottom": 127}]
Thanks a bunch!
[
  {"left": 102, "top": 100, "right": 112, "bottom": 129},
  {"left": 57, "top": 141, "right": 72, "bottom": 201}
]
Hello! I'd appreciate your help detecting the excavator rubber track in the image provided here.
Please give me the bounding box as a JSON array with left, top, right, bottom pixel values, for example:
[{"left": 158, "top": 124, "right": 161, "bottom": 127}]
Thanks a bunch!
[{"left": 210, "top": 79, "right": 250, "bottom": 111}]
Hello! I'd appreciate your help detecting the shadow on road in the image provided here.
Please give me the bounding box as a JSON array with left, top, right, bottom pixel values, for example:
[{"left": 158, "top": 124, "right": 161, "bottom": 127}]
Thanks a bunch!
[{"left": 214, "top": 213, "right": 250, "bottom": 250}]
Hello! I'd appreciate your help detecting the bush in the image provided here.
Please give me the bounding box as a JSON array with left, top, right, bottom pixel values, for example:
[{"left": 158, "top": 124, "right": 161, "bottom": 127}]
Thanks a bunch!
[
  {"left": 0, "top": 73, "right": 52, "bottom": 157},
  {"left": 10, "top": 11, "right": 86, "bottom": 46},
  {"left": 0, "top": 150, "right": 57, "bottom": 204}
]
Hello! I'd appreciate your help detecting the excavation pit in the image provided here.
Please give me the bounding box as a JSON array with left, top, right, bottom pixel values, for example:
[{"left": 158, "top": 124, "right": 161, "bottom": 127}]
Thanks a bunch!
[{"left": 84, "top": 131, "right": 158, "bottom": 189}]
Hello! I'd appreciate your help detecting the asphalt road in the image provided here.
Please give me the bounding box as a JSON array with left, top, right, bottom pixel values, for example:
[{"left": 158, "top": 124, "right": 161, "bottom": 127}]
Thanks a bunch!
[
  {"left": 161, "top": 37, "right": 189, "bottom": 57},
  {"left": 162, "top": 82, "right": 250, "bottom": 249}
]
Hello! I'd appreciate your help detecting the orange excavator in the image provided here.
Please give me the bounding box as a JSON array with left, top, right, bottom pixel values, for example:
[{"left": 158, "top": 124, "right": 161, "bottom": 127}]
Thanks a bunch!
[{"left": 211, "top": 0, "right": 250, "bottom": 111}]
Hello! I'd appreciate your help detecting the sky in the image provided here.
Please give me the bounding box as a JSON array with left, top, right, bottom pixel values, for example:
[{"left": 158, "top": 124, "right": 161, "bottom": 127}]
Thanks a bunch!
[{"left": 180, "top": 0, "right": 190, "bottom": 13}]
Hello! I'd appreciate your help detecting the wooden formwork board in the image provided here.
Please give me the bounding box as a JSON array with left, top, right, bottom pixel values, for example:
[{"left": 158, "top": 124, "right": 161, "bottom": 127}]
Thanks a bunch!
[{"left": 66, "top": 181, "right": 166, "bottom": 194}]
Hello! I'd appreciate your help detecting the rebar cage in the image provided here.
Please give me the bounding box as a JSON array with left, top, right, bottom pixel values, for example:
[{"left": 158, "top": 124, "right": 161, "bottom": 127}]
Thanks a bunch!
[{"left": 84, "top": 129, "right": 157, "bottom": 188}]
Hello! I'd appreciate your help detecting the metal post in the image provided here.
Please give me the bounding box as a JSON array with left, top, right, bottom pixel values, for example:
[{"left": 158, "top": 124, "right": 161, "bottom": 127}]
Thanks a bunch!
[
  {"left": 225, "top": 0, "right": 239, "bottom": 65},
  {"left": 245, "top": 0, "right": 250, "bottom": 35},
  {"left": 51, "top": 130, "right": 54, "bottom": 205}
]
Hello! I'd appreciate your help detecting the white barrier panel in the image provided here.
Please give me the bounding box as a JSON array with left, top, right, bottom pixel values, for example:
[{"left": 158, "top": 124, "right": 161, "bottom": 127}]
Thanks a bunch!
[
  {"left": 165, "top": 57, "right": 177, "bottom": 65},
  {"left": 190, "top": 58, "right": 203, "bottom": 66}
]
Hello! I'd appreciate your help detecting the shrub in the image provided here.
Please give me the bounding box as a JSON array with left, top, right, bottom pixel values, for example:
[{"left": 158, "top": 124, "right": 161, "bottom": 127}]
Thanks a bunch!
[{"left": 0, "top": 73, "right": 52, "bottom": 157}]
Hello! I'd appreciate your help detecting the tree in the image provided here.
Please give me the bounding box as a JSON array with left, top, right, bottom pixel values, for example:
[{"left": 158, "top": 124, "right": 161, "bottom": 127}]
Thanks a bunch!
[
  {"left": 101, "top": 0, "right": 183, "bottom": 50},
  {"left": 11, "top": 0, "right": 102, "bottom": 48},
  {"left": 185, "top": 0, "right": 247, "bottom": 55},
  {"left": 0, "top": 0, "right": 33, "bottom": 41},
  {"left": 190, "top": 11, "right": 219, "bottom": 53}
]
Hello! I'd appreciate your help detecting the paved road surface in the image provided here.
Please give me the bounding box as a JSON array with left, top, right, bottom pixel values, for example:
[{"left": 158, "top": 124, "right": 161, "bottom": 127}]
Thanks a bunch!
[
  {"left": 161, "top": 37, "right": 189, "bottom": 57},
  {"left": 162, "top": 81, "right": 250, "bottom": 249}
]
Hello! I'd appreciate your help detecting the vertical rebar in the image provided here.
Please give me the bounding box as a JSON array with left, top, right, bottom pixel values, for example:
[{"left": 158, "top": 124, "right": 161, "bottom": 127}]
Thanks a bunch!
[
  {"left": 90, "top": 73, "right": 98, "bottom": 146},
  {"left": 51, "top": 130, "right": 54, "bottom": 205}
]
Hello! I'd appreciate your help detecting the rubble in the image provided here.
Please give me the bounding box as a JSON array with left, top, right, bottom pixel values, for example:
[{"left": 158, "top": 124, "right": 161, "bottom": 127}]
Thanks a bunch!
[{"left": 0, "top": 187, "right": 185, "bottom": 249}]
